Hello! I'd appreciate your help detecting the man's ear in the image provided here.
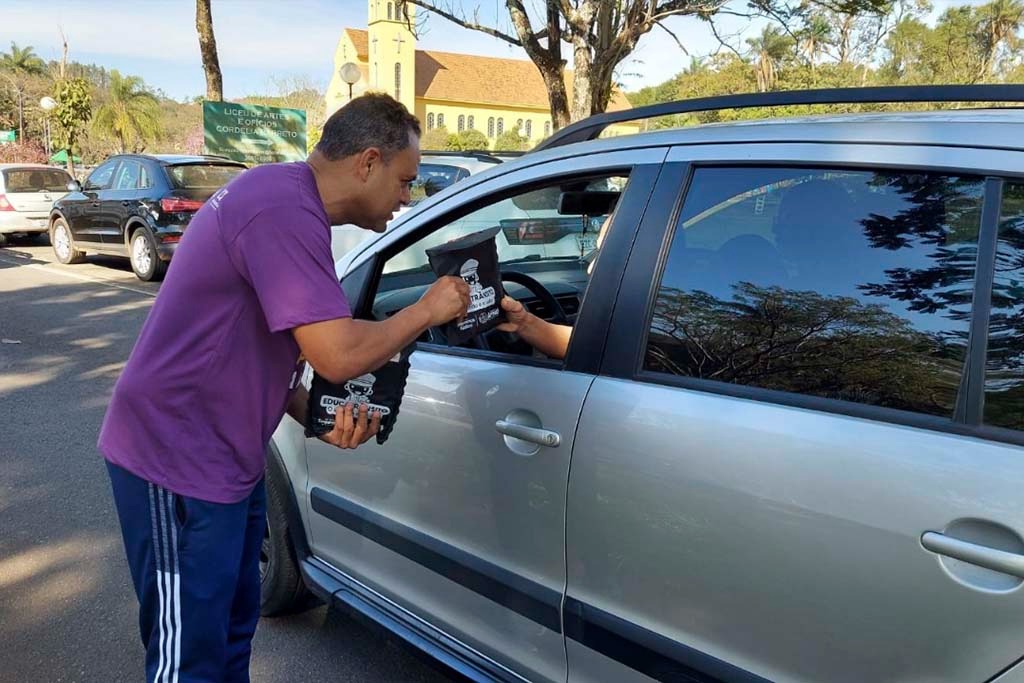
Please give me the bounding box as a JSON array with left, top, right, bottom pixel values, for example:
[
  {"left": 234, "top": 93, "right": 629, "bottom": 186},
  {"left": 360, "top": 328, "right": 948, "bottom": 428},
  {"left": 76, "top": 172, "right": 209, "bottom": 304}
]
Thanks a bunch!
[{"left": 356, "top": 147, "right": 384, "bottom": 182}]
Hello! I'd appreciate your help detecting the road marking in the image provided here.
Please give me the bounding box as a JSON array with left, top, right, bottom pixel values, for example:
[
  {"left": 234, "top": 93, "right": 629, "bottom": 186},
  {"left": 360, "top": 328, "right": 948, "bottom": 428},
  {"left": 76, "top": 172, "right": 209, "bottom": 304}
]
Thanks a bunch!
[{"left": 0, "top": 252, "right": 157, "bottom": 298}]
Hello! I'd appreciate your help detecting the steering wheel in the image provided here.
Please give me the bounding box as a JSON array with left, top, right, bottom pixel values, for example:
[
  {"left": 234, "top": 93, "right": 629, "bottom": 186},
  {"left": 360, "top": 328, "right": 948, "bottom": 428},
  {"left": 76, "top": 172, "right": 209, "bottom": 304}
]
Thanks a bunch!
[{"left": 472, "top": 270, "right": 568, "bottom": 351}]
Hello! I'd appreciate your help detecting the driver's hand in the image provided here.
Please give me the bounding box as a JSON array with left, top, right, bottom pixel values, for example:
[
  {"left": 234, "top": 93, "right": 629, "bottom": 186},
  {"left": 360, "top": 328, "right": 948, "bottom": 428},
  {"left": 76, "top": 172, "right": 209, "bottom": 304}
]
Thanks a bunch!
[
  {"left": 319, "top": 402, "right": 381, "bottom": 449},
  {"left": 497, "top": 296, "right": 534, "bottom": 334}
]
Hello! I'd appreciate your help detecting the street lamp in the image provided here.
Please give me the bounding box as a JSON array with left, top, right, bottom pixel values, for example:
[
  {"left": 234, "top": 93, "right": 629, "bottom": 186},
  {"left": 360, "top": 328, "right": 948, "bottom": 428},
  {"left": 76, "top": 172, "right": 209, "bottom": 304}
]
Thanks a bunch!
[
  {"left": 39, "top": 96, "right": 57, "bottom": 158},
  {"left": 339, "top": 62, "right": 361, "bottom": 102}
]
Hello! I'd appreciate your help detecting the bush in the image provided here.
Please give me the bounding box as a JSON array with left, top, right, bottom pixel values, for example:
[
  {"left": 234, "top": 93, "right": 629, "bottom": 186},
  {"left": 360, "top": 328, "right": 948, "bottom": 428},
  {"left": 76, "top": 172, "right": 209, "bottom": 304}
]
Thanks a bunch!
[
  {"left": 446, "top": 129, "right": 490, "bottom": 151},
  {"left": 420, "top": 126, "right": 450, "bottom": 151},
  {"left": 0, "top": 141, "right": 48, "bottom": 164},
  {"left": 494, "top": 130, "right": 529, "bottom": 152}
]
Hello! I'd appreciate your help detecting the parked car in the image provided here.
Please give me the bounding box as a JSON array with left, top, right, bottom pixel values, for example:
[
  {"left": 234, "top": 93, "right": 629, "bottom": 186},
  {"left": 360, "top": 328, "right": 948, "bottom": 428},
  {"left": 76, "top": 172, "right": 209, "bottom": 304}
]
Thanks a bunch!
[
  {"left": 331, "top": 150, "right": 507, "bottom": 263},
  {"left": 49, "top": 154, "right": 246, "bottom": 280},
  {"left": 265, "top": 85, "right": 1024, "bottom": 683},
  {"left": 0, "top": 163, "right": 72, "bottom": 245}
]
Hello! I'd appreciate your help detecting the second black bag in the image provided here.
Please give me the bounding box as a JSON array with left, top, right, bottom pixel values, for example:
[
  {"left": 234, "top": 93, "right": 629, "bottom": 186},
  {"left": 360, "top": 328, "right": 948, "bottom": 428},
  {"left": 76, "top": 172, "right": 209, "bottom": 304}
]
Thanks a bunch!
[
  {"left": 426, "top": 226, "right": 506, "bottom": 345},
  {"left": 304, "top": 343, "right": 415, "bottom": 445}
]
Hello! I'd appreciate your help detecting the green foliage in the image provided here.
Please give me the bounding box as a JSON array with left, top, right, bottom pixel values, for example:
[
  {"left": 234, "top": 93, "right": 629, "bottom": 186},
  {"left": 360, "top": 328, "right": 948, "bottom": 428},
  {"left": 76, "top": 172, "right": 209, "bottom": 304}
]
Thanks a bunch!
[
  {"left": 446, "top": 128, "right": 490, "bottom": 151},
  {"left": 494, "top": 129, "right": 529, "bottom": 152},
  {"left": 91, "top": 70, "right": 161, "bottom": 153},
  {"left": 0, "top": 42, "right": 46, "bottom": 77},
  {"left": 421, "top": 125, "right": 450, "bottom": 151},
  {"left": 51, "top": 78, "right": 92, "bottom": 152},
  {"left": 0, "top": 140, "right": 47, "bottom": 163}
]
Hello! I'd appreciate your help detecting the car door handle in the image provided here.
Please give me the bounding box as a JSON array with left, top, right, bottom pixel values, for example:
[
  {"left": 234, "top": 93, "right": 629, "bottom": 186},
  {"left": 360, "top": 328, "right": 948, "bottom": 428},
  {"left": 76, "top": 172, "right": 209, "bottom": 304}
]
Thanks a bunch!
[
  {"left": 90, "top": 201, "right": 100, "bottom": 207},
  {"left": 921, "top": 531, "right": 1024, "bottom": 578},
  {"left": 495, "top": 420, "right": 561, "bottom": 448}
]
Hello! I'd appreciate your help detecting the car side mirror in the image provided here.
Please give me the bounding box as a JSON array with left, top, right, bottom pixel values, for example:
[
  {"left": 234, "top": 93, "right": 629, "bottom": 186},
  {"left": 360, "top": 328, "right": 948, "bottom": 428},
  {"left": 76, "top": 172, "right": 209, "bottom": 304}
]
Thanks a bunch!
[{"left": 67, "top": 180, "right": 82, "bottom": 193}]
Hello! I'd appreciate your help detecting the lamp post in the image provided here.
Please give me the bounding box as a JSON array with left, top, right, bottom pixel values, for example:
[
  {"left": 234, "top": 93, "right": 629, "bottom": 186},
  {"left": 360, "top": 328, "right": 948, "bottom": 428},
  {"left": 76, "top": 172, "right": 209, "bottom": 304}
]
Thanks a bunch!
[
  {"left": 339, "top": 62, "right": 361, "bottom": 103},
  {"left": 39, "top": 96, "right": 57, "bottom": 158}
]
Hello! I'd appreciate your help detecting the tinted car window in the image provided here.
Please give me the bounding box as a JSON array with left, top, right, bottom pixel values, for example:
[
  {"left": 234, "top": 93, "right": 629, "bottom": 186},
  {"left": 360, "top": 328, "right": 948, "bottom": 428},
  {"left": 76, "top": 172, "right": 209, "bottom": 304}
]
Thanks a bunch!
[
  {"left": 84, "top": 161, "right": 118, "bottom": 190},
  {"left": 167, "top": 164, "right": 244, "bottom": 189},
  {"left": 3, "top": 168, "right": 71, "bottom": 192},
  {"left": 644, "top": 167, "right": 986, "bottom": 419},
  {"left": 985, "top": 182, "right": 1024, "bottom": 430},
  {"left": 113, "top": 161, "right": 142, "bottom": 190},
  {"left": 410, "top": 163, "right": 470, "bottom": 205}
]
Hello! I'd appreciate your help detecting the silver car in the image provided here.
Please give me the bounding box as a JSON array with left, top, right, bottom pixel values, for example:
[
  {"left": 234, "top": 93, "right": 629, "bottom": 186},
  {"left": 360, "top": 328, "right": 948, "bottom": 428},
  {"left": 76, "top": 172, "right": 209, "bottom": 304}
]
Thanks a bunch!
[
  {"left": 0, "top": 163, "right": 71, "bottom": 243},
  {"left": 265, "top": 85, "right": 1024, "bottom": 683}
]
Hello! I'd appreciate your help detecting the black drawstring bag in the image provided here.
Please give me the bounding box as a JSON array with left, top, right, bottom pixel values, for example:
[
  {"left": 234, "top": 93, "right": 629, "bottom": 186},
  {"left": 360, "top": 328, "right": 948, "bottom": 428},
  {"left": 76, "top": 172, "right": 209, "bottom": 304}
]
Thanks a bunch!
[
  {"left": 305, "top": 343, "right": 415, "bottom": 445},
  {"left": 426, "top": 226, "right": 506, "bottom": 345}
]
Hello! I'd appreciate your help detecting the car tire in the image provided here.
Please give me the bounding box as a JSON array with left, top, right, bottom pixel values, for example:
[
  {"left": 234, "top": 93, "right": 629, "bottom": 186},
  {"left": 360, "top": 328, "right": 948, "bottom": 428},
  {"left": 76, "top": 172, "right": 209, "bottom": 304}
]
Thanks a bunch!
[
  {"left": 129, "top": 227, "right": 167, "bottom": 282},
  {"left": 50, "top": 218, "right": 85, "bottom": 264},
  {"left": 260, "top": 457, "right": 314, "bottom": 617}
]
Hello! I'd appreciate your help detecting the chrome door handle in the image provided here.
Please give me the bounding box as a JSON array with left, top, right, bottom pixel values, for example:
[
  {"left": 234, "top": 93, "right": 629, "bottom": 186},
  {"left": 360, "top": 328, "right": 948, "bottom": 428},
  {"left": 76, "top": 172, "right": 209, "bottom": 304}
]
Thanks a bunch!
[
  {"left": 495, "top": 420, "right": 561, "bottom": 448},
  {"left": 922, "top": 531, "right": 1024, "bottom": 578}
]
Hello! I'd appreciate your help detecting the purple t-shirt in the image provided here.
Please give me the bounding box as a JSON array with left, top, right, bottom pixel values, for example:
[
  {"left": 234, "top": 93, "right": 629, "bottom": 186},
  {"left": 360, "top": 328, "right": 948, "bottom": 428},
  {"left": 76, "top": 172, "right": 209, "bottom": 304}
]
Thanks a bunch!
[{"left": 98, "top": 162, "right": 350, "bottom": 503}]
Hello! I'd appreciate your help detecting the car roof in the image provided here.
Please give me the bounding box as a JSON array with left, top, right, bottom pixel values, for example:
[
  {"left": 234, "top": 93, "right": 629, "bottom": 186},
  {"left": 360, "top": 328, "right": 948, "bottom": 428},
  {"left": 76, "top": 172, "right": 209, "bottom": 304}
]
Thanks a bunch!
[
  {"left": 0, "top": 163, "right": 67, "bottom": 170},
  {"left": 586, "top": 108, "right": 1024, "bottom": 153},
  {"left": 107, "top": 153, "right": 245, "bottom": 166},
  {"left": 420, "top": 154, "right": 500, "bottom": 175}
]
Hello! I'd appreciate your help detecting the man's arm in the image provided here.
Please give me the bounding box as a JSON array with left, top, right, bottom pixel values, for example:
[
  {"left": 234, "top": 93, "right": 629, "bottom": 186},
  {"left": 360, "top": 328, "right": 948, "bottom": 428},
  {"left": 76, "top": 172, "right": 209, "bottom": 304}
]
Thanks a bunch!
[
  {"left": 497, "top": 296, "right": 573, "bottom": 360},
  {"left": 293, "top": 275, "right": 469, "bottom": 384}
]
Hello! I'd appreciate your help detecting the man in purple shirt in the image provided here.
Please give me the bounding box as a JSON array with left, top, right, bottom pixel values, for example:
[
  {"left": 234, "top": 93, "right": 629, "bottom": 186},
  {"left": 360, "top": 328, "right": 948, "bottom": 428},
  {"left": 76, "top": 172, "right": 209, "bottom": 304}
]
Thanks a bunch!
[{"left": 99, "top": 94, "right": 469, "bottom": 683}]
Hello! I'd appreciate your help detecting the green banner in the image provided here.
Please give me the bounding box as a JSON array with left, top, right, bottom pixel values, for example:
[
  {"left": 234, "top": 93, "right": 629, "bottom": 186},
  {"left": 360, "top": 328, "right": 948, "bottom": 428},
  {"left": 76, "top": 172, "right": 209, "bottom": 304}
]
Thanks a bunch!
[
  {"left": 0, "top": 130, "right": 16, "bottom": 144},
  {"left": 203, "top": 101, "right": 306, "bottom": 165}
]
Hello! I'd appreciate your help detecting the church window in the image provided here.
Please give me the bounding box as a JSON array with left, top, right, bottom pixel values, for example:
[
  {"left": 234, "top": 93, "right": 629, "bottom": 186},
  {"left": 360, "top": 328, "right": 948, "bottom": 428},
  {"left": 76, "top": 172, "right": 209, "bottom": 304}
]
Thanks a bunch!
[
  {"left": 438, "top": 113, "right": 445, "bottom": 128},
  {"left": 516, "top": 118, "right": 523, "bottom": 133},
  {"left": 458, "top": 115, "right": 465, "bottom": 132},
  {"left": 487, "top": 117, "right": 495, "bottom": 137},
  {"left": 388, "top": 2, "right": 393, "bottom": 20},
  {"left": 525, "top": 120, "right": 532, "bottom": 138},
  {"left": 544, "top": 120, "right": 551, "bottom": 137},
  {"left": 427, "top": 113, "right": 435, "bottom": 130},
  {"left": 468, "top": 115, "right": 475, "bottom": 130},
  {"left": 497, "top": 118, "right": 504, "bottom": 135},
  {"left": 394, "top": 63, "right": 401, "bottom": 101}
]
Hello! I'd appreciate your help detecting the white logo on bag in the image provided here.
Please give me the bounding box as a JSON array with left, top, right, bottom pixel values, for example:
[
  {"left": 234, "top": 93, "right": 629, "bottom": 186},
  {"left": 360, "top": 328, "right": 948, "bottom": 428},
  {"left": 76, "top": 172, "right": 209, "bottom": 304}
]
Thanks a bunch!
[
  {"left": 319, "top": 373, "right": 392, "bottom": 417},
  {"left": 460, "top": 259, "right": 495, "bottom": 313}
]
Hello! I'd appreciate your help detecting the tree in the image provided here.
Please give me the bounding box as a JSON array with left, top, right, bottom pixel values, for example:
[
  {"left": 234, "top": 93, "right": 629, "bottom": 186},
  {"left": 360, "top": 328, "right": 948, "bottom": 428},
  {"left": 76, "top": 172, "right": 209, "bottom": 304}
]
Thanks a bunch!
[
  {"left": 196, "top": 0, "right": 223, "bottom": 101},
  {"left": 421, "top": 125, "right": 450, "bottom": 150},
  {"left": 52, "top": 78, "right": 92, "bottom": 176},
  {"left": 494, "top": 129, "right": 529, "bottom": 151},
  {"left": 0, "top": 42, "right": 46, "bottom": 144},
  {"left": 400, "top": 0, "right": 727, "bottom": 129},
  {"left": 976, "top": 0, "right": 1024, "bottom": 80},
  {"left": 447, "top": 128, "right": 489, "bottom": 151},
  {"left": 797, "top": 15, "right": 833, "bottom": 69},
  {"left": 746, "top": 26, "right": 794, "bottom": 91},
  {"left": 91, "top": 70, "right": 161, "bottom": 153}
]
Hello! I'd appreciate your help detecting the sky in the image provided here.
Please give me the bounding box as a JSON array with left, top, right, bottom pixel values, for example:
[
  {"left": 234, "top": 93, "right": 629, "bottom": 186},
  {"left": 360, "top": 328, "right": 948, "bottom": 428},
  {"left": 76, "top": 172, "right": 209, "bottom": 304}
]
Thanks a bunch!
[{"left": 3, "top": 0, "right": 985, "bottom": 102}]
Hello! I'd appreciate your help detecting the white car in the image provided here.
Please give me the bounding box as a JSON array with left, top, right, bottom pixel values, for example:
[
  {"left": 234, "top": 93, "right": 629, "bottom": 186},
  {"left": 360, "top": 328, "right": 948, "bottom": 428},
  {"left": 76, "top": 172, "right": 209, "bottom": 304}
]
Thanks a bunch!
[{"left": 0, "top": 163, "right": 72, "bottom": 244}]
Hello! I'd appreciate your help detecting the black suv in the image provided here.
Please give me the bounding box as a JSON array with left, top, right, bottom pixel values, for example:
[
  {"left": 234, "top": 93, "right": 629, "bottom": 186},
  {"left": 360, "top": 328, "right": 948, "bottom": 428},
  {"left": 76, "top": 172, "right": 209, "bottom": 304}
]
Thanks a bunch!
[{"left": 49, "top": 154, "right": 246, "bottom": 280}]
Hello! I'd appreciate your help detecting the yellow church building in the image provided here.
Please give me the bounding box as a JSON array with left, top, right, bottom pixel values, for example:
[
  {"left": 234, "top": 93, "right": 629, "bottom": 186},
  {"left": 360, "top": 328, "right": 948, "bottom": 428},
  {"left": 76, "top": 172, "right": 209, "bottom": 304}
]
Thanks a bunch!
[{"left": 325, "top": 0, "right": 636, "bottom": 150}]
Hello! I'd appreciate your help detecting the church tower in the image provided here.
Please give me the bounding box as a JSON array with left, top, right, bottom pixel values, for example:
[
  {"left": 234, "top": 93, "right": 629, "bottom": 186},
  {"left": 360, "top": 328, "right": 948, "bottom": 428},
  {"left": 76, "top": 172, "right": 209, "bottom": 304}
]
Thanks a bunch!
[{"left": 368, "top": 0, "right": 416, "bottom": 113}]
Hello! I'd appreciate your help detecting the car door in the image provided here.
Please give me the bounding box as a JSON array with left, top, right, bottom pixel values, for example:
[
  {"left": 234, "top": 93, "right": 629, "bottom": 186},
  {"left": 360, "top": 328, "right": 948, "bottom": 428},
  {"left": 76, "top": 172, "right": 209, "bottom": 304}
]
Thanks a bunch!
[
  {"left": 100, "top": 159, "right": 145, "bottom": 246},
  {"left": 564, "top": 144, "right": 1024, "bottom": 683},
  {"left": 71, "top": 159, "right": 119, "bottom": 244},
  {"left": 304, "top": 149, "right": 666, "bottom": 682}
]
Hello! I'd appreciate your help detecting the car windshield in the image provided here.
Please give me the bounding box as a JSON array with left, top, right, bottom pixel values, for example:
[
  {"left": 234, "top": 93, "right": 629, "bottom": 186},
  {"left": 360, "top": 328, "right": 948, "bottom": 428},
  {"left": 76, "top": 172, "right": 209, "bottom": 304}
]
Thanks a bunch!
[
  {"left": 3, "top": 168, "right": 71, "bottom": 192},
  {"left": 167, "top": 164, "right": 245, "bottom": 189},
  {"left": 410, "top": 163, "right": 470, "bottom": 205}
]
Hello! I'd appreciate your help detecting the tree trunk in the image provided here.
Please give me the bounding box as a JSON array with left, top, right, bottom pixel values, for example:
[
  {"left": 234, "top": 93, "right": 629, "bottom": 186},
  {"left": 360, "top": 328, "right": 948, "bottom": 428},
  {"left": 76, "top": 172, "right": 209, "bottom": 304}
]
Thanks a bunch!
[
  {"left": 17, "top": 90, "right": 24, "bottom": 144},
  {"left": 196, "top": 0, "right": 223, "bottom": 101},
  {"left": 571, "top": 37, "right": 595, "bottom": 122}
]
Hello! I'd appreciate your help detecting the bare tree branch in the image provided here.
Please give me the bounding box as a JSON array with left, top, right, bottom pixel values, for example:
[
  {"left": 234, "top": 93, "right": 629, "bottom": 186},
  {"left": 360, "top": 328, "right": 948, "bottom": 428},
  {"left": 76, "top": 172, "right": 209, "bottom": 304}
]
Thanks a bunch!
[
  {"left": 655, "top": 20, "right": 690, "bottom": 54},
  {"left": 401, "top": 0, "right": 523, "bottom": 45},
  {"left": 705, "top": 16, "right": 746, "bottom": 59}
]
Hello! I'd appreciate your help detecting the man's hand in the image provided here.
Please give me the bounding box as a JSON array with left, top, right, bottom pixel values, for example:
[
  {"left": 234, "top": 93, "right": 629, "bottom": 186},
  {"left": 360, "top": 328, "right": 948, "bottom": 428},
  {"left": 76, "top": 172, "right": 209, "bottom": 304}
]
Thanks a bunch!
[
  {"left": 415, "top": 276, "right": 471, "bottom": 327},
  {"left": 319, "top": 402, "right": 381, "bottom": 449},
  {"left": 497, "top": 295, "right": 536, "bottom": 334}
]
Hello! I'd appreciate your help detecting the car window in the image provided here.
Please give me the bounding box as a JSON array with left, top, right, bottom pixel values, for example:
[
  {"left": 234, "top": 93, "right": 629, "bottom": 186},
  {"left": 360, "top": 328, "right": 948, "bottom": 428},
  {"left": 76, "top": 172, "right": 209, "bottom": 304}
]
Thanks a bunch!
[
  {"left": 139, "top": 164, "right": 153, "bottom": 189},
  {"left": 2, "top": 168, "right": 71, "bottom": 193},
  {"left": 410, "top": 163, "right": 470, "bottom": 205},
  {"left": 374, "top": 172, "right": 631, "bottom": 350},
  {"left": 985, "top": 182, "right": 1024, "bottom": 431},
  {"left": 644, "top": 166, "right": 986, "bottom": 419},
  {"left": 84, "top": 161, "right": 119, "bottom": 191},
  {"left": 167, "top": 164, "right": 245, "bottom": 189},
  {"left": 113, "top": 161, "right": 142, "bottom": 190}
]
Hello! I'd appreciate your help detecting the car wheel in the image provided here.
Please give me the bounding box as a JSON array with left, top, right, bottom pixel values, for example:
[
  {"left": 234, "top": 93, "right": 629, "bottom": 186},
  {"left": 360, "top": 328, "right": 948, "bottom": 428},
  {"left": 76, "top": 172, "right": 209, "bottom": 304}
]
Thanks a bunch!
[
  {"left": 129, "top": 228, "right": 167, "bottom": 282},
  {"left": 51, "top": 218, "right": 85, "bottom": 264},
  {"left": 260, "top": 458, "right": 314, "bottom": 617}
]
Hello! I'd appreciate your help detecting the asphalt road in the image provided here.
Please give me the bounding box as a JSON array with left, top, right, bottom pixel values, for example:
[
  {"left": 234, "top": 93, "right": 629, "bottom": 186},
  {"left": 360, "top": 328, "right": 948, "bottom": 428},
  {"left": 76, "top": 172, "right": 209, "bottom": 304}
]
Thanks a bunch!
[{"left": 0, "top": 241, "right": 456, "bottom": 682}]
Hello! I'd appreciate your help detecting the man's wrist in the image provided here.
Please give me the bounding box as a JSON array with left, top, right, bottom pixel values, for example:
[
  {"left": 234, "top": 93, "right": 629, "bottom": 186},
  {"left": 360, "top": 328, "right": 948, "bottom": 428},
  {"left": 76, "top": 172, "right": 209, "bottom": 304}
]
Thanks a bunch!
[{"left": 407, "top": 301, "right": 435, "bottom": 332}]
